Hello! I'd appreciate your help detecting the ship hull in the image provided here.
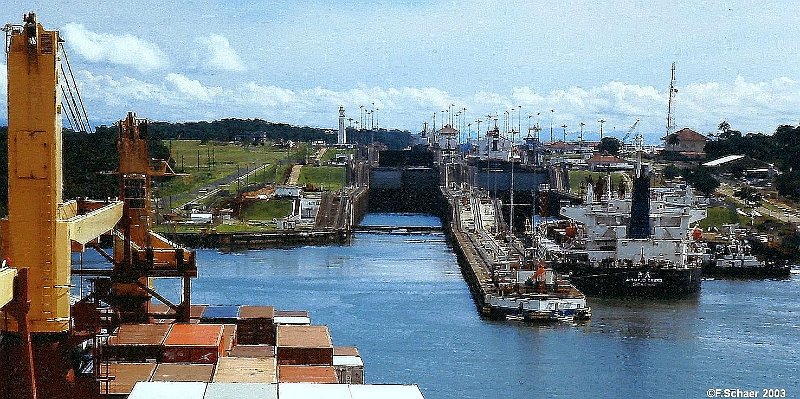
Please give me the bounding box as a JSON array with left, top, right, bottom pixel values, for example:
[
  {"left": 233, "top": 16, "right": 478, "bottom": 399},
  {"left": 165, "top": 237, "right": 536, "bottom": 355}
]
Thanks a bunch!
[{"left": 556, "top": 265, "right": 702, "bottom": 298}]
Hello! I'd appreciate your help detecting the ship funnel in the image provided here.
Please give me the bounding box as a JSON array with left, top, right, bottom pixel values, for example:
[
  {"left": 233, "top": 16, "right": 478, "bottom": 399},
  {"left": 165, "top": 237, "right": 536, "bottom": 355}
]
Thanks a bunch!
[{"left": 627, "top": 165, "right": 651, "bottom": 239}]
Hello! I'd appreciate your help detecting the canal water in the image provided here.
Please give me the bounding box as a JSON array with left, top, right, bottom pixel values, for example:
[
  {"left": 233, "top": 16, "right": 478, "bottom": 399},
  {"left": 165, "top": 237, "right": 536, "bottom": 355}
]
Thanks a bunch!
[{"left": 144, "top": 213, "right": 799, "bottom": 398}]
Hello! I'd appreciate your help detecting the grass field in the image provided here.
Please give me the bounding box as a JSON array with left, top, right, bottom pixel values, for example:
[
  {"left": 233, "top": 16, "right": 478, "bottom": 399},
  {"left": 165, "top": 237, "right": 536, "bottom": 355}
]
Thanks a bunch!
[
  {"left": 297, "top": 166, "right": 345, "bottom": 191},
  {"left": 240, "top": 199, "right": 294, "bottom": 221},
  {"left": 159, "top": 140, "right": 306, "bottom": 205},
  {"left": 568, "top": 170, "right": 626, "bottom": 193},
  {"left": 699, "top": 206, "right": 741, "bottom": 229}
]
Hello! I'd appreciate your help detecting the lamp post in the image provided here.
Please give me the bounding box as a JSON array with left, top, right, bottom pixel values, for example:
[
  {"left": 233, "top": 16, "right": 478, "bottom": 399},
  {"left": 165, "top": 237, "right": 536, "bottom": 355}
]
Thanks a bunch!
[
  {"left": 550, "top": 109, "right": 555, "bottom": 143},
  {"left": 579, "top": 122, "right": 585, "bottom": 147},
  {"left": 359, "top": 105, "right": 364, "bottom": 130},
  {"left": 562, "top": 124, "right": 568, "bottom": 143},
  {"left": 599, "top": 118, "right": 606, "bottom": 139}
]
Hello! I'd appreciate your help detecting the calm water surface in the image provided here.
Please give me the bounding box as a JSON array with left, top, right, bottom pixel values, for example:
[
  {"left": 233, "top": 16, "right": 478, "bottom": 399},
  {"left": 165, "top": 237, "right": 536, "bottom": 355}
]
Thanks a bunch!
[{"left": 146, "top": 213, "right": 798, "bottom": 399}]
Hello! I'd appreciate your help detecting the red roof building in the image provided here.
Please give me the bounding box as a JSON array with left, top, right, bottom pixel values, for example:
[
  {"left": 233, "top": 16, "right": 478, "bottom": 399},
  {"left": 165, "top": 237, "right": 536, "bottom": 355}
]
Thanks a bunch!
[{"left": 664, "top": 128, "right": 708, "bottom": 156}]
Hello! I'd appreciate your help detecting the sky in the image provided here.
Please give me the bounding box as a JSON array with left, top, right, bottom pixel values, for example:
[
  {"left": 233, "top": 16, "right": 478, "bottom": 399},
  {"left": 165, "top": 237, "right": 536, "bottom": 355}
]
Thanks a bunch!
[{"left": 2, "top": 0, "right": 800, "bottom": 142}]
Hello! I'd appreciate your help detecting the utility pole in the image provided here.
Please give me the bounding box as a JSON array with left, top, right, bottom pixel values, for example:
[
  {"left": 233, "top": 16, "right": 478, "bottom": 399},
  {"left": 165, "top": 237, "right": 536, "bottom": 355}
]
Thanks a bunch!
[{"left": 562, "top": 124, "right": 568, "bottom": 143}]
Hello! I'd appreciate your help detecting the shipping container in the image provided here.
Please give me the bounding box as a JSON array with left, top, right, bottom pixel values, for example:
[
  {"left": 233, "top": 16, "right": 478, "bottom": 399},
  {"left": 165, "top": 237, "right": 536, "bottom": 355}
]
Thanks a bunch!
[
  {"left": 128, "top": 382, "right": 207, "bottom": 399},
  {"left": 212, "top": 357, "right": 277, "bottom": 383},
  {"left": 228, "top": 344, "right": 275, "bottom": 358},
  {"left": 97, "top": 362, "right": 156, "bottom": 398},
  {"left": 274, "top": 310, "right": 309, "bottom": 318},
  {"left": 276, "top": 325, "right": 333, "bottom": 366},
  {"left": 349, "top": 384, "right": 426, "bottom": 399},
  {"left": 277, "top": 365, "right": 338, "bottom": 384},
  {"left": 277, "top": 383, "right": 351, "bottom": 399},
  {"left": 237, "top": 305, "right": 275, "bottom": 345},
  {"left": 203, "top": 383, "right": 277, "bottom": 399},
  {"left": 104, "top": 323, "right": 171, "bottom": 361},
  {"left": 221, "top": 324, "right": 237, "bottom": 355},
  {"left": 333, "top": 355, "right": 364, "bottom": 384},
  {"left": 162, "top": 324, "right": 224, "bottom": 364},
  {"left": 333, "top": 346, "right": 360, "bottom": 357},
  {"left": 201, "top": 305, "right": 240, "bottom": 323},
  {"left": 151, "top": 363, "right": 214, "bottom": 382}
]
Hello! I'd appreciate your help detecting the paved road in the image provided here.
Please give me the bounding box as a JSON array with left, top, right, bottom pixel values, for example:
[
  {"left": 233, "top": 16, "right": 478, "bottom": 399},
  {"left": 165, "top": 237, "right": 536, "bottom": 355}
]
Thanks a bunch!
[
  {"left": 717, "top": 183, "right": 800, "bottom": 225},
  {"left": 161, "top": 163, "right": 271, "bottom": 213}
]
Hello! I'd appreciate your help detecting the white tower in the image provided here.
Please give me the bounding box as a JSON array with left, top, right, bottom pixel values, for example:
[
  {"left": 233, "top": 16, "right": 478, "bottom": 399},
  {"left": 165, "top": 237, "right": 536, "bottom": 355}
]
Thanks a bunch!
[{"left": 338, "top": 106, "right": 347, "bottom": 145}]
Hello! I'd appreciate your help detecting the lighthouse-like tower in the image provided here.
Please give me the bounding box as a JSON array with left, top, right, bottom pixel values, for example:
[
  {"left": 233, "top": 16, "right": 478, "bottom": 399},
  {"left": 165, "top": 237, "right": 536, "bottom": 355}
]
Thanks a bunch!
[{"left": 338, "top": 106, "right": 347, "bottom": 145}]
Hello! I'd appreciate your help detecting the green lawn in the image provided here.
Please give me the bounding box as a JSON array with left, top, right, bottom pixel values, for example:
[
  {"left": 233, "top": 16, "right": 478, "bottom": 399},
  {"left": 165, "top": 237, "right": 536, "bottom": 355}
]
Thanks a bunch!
[
  {"left": 568, "top": 170, "right": 626, "bottom": 193},
  {"left": 240, "top": 199, "right": 294, "bottom": 221},
  {"left": 699, "top": 206, "right": 741, "bottom": 229},
  {"left": 158, "top": 140, "right": 307, "bottom": 205},
  {"left": 297, "top": 166, "right": 345, "bottom": 191}
]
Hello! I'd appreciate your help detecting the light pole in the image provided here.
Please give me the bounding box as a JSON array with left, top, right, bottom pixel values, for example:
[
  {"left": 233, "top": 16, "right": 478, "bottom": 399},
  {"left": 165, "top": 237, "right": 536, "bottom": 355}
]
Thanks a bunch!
[
  {"left": 359, "top": 105, "right": 364, "bottom": 130},
  {"left": 561, "top": 124, "right": 568, "bottom": 143},
  {"left": 579, "top": 122, "right": 585, "bottom": 147},
  {"left": 599, "top": 118, "right": 606, "bottom": 139},
  {"left": 550, "top": 109, "right": 555, "bottom": 143},
  {"left": 375, "top": 108, "right": 379, "bottom": 130}
]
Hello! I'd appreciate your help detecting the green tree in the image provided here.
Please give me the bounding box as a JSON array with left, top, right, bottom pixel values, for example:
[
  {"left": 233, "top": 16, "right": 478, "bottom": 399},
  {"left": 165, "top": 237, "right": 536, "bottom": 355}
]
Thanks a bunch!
[
  {"left": 682, "top": 166, "right": 719, "bottom": 196},
  {"left": 597, "top": 137, "right": 621, "bottom": 155}
]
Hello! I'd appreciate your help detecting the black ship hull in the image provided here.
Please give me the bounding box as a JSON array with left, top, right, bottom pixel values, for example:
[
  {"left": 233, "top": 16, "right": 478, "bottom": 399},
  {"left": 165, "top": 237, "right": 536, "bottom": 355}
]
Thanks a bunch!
[{"left": 556, "top": 265, "right": 702, "bottom": 298}]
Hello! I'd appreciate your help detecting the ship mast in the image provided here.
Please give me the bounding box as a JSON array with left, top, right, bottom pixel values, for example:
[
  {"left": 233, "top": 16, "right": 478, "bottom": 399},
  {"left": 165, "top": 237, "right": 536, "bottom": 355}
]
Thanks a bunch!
[{"left": 666, "top": 62, "right": 677, "bottom": 138}]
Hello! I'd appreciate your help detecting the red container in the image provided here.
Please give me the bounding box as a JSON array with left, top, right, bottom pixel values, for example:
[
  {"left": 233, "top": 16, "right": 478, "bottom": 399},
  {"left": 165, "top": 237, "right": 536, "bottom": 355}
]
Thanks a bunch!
[
  {"left": 161, "top": 323, "right": 224, "bottom": 364},
  {"left": 237, "top": 306, "right": 275, "bottom": 345},
  {"left": 276, "top": 325, "right": 333, "bottom": 366},
  {"left": 104, "top": 324, "right": 171, "bottom": 361},
  {"left": 229, "top": 344, "right": 275, "bottom": 358},
  {"left": 98, "top": 362, "right": 156, "bottom": 397}
]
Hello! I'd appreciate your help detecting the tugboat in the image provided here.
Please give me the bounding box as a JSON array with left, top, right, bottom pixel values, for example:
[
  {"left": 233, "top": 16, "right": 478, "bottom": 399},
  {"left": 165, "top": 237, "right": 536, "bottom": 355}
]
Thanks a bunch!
[{"left": 702, "top": 227, "right": 791, "bottom": 278}]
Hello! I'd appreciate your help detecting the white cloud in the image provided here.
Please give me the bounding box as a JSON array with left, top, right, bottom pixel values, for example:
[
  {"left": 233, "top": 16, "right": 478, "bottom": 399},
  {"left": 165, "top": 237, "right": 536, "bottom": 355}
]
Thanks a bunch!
[
  {"left": 61, "top": 23, "right": 168, "bottom": 72},
  {"left": 6, "top": 68, "right": 794, "bottom": 141},
  {"left": 196, "top": 34, "right": 245, "bottom": 72},
  {"left": 165, "top": 73, "right": 222, "bottom": 102}
]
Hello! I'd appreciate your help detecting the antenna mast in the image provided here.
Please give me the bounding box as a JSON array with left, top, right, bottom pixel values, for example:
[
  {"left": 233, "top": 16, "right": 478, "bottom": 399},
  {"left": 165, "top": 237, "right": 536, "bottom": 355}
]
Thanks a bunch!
[{"left": 666, "top": 62, "right": 677, "bottom": 137}]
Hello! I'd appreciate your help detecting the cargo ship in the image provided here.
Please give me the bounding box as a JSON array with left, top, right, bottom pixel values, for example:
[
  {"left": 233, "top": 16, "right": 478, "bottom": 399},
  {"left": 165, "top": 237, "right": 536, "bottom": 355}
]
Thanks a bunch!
[{"left": 533, "top": 170, "right": 707, "bottom": 298}]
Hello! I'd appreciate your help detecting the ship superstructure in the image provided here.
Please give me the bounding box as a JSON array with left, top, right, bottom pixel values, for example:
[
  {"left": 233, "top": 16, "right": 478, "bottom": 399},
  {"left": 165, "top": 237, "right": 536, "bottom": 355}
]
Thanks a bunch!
[{"left": 535, "top": 175, "right": 708, "bottom": 297}]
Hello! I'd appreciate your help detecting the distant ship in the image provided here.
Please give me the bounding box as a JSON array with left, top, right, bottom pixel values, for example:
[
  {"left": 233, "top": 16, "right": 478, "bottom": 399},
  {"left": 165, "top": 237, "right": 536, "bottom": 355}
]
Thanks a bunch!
[{"left": 533, "top": 170, "right": 707, "bottom": 298}]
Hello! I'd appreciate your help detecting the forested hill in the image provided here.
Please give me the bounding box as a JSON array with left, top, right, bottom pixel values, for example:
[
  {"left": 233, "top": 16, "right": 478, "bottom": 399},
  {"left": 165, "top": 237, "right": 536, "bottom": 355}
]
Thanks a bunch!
[{"left": 143, "top": 118, "right": 412, "bottom": 150}]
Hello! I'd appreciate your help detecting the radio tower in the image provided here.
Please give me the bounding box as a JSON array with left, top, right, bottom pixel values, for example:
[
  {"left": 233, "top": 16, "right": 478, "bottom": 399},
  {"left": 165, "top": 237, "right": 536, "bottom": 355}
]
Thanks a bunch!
[{"left": 666, "top": 62, "right": 677, "bottom": 138}]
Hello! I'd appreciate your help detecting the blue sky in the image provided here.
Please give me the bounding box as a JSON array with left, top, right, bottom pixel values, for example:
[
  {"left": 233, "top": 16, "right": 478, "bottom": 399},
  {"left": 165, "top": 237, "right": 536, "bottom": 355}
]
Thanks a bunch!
[{"left": 2, "top": 1, "right": 799, "bottom": 142}]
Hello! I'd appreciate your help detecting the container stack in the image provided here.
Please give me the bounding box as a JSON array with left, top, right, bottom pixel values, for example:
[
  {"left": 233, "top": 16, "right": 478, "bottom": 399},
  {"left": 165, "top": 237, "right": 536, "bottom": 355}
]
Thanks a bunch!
[
  {"left": 162, "top": 324, "right": 225, "bottom": 364},
  {"left": 212, "top": 357, "right": 277, "bottom": 383},
  {"left": 276, "top": 325, "right": 333, "bottom": 366},
  {"left": 333, "top": 346, "right": 364, "bottom": 384},
  {"left": 237, "top": 305, "right": 276, "bottom": 345},
  {"left": 104, "top": 324, "right": 171, "bottom": 362}
]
